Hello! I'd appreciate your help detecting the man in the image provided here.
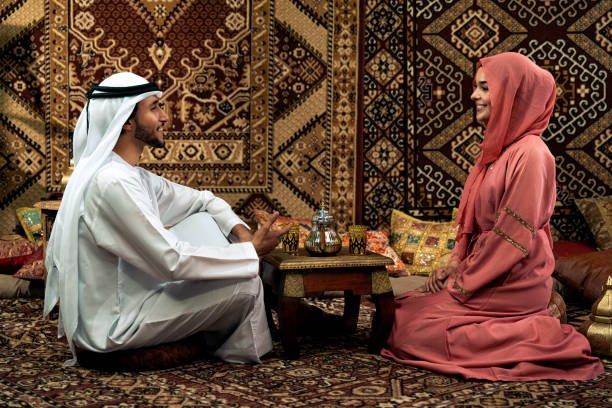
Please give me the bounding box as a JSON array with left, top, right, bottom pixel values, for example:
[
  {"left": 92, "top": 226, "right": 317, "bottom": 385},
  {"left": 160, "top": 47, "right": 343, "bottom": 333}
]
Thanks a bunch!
[{"left": 44, "top": 72, "right": 288, "bottom": 365}]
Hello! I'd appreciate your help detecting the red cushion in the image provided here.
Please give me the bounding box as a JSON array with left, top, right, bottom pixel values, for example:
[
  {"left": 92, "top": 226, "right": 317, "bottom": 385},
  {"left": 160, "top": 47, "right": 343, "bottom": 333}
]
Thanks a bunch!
[
  {"left": 552, "top": 240, "right": 596, "bottom": 259},
  {"left": 0, "top": 235, "right": 36, "bottom": 274},
  {"left": 14, "top": 246, "right": 45, "bottom": 280}
]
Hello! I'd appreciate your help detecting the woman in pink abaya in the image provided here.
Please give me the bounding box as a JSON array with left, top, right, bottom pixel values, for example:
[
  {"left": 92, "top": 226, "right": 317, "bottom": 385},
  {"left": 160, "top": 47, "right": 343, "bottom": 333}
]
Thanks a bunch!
[{"left": 381, "top": 52, "right": 604, "bottom": 381}]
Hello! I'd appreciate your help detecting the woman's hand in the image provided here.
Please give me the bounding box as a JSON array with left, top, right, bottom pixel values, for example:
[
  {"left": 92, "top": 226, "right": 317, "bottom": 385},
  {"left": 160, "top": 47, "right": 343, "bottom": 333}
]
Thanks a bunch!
[{"left": 425, "top": 259, "right": 459, "bottom": 293}]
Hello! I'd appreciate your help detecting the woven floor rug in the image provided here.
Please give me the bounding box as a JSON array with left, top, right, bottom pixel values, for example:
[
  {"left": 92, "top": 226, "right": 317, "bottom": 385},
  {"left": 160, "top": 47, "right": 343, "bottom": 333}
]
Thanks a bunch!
[{"left": 1, "top": 298, "right": 610, "bottom": 407}]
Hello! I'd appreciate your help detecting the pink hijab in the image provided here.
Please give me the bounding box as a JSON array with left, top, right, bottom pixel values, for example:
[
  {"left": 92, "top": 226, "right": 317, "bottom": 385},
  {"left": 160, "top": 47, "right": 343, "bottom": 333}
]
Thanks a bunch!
[{"left": 455, "top": 52, "right": 556, "bottom": 239}]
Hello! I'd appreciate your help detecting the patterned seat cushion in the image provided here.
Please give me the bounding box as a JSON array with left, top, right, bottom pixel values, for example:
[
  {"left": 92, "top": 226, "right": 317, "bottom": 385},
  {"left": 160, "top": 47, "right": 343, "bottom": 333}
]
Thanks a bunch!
[{"left": 75, "top": 333, "right": 208, "bottom": 371}]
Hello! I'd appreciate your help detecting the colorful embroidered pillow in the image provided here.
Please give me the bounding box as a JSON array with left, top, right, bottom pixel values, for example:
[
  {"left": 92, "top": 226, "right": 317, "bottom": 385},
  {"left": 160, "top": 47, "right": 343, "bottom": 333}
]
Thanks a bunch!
[
  {"left": 15, "top": 207, "right": 44, "bottom": 246},
  {"left": 13, "top": 246, "right": 45, "bottom": 280},
  {"left": 389, "top": 209, "right": 458, "bottom": 276},
  {"left": 339, "top": 229, "right": 408, "bottom": 277},
  {"left": 0, "top": 235, "right": 36, "bottom": 274},
  {"left": 575, "top": 196, "right": 612, "bottom": 250}
]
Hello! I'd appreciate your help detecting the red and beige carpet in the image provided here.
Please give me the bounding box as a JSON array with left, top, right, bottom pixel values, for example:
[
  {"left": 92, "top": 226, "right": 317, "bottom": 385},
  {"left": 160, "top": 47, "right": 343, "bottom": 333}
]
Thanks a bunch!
[{"left": 1, "top": 297, "right": 609, "bottom": 407}]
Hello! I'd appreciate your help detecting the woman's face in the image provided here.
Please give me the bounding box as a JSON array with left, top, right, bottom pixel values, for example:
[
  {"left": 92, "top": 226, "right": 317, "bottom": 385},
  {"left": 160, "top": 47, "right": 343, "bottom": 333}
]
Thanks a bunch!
[{"left": 471, "top": 67, "right": 491, "bottom": 125}]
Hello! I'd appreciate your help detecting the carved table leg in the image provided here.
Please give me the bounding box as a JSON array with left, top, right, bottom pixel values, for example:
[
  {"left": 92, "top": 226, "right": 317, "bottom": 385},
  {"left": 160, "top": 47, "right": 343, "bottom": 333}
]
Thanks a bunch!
[
  {"left": 368, "top": 291, "right": 395, "bottom": 353},
  {"left": 278, "top": 296, "right": 300, "bottom": 359}
]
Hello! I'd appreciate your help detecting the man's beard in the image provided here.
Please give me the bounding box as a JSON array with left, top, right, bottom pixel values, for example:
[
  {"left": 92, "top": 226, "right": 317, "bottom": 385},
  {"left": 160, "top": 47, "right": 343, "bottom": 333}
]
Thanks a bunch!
[{"left": 135, "top": 127, "right": 164, "bottom": 148}]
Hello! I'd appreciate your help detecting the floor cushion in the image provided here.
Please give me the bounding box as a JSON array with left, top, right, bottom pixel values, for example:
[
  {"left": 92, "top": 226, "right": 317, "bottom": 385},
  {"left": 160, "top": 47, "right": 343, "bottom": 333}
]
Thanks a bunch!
[
  {"left": 75, "top": 333, "right": 208, "bottom": 371},
  {"left": 547, "top": 289, "right": 567, "bottom": 323},
  {"left": 553, "top": 248, "right": 612, "bottom": 304}
]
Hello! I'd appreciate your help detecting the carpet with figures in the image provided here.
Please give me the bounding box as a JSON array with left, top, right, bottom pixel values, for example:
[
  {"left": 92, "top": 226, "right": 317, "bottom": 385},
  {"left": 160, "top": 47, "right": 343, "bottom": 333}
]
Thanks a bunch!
[{"left": 0, "top": 297, "right": 610, "bottom": 407}]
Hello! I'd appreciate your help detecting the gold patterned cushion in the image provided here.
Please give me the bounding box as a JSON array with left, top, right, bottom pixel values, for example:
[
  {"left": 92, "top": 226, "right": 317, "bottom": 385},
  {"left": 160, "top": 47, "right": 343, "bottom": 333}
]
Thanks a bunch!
[
  {"left": 15, "top": 207, "right": 44, "bottom": 246},
  {"left": 575, "top": 196, "right": 612, "bottom": 250},
  {"left": 389, "top": 209, "right": 458, "bottom": 276}
]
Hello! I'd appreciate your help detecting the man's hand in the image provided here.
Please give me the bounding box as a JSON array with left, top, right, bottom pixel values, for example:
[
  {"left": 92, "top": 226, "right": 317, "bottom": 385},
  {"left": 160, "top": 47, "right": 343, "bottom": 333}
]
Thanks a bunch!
[
  {"left": 251, "top": 211, "right": 291, "bottom": 256},
  {"left": 425, "top": 259, "right": 459, "bottom": 293}
]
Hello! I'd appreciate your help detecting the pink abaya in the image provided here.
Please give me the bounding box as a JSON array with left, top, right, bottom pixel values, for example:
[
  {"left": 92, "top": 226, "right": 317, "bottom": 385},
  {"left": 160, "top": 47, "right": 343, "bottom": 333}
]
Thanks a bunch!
[{"left": 381, "top": 53, "right": 604, "bottom": 381}]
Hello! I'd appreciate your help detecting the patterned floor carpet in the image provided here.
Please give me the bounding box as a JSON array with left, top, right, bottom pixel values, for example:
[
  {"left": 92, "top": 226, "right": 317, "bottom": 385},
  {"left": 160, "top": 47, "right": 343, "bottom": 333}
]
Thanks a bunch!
[{"left": 1, "top": 297, "right": 610, "bottom": 407}]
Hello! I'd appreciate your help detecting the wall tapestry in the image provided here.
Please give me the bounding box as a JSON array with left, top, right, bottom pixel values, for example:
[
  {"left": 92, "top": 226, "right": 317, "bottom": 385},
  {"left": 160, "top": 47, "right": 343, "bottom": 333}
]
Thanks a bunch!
[
  {"left": 359, "top": 0, "right": 612, "bottom": 241},
  {"left": 0, "top": 0, "right": 48, "bottom": 233},
  {"left": 1, "top": 0, "right": 359, "bottom": 233},
  {"left": 1, "top": 0, "right": 609, "bottom": 239},
  {"left": 44, "top": 0, "right": 358, "bottom": 230}
]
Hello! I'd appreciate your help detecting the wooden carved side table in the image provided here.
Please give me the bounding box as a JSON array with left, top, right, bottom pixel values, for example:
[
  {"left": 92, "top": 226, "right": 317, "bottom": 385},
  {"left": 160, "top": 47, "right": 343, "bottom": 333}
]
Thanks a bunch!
[
  {"left": 33, "top": 200, "right": 61, "bottom": 278},
  {"left": 261, "top": 248, "right": 394, "bottom": 359}
]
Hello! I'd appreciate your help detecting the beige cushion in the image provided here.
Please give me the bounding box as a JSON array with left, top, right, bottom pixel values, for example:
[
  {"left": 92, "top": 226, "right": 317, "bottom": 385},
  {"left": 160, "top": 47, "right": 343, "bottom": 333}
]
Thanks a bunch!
[{"left": 0, "top": 275, "right": 40, "bottom": 299}]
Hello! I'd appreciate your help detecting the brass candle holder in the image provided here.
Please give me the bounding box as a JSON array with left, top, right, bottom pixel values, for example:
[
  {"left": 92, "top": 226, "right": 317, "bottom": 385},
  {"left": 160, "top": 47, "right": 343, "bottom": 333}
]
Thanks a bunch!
[
  {"left": 579, "top": 275, "right": 612, "bottom": 357},
  {"left": 348, "top": 225, "right": 368, "bottom": 255},
  {"left": 281, "top": 224, "right": 300, "bottom": 256}
]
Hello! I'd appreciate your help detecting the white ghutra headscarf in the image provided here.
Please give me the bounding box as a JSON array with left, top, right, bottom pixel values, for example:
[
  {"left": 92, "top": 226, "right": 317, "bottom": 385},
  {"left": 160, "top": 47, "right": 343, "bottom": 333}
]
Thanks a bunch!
[{"left": 44, "top": 72, "right": 162, "bottom": 365}]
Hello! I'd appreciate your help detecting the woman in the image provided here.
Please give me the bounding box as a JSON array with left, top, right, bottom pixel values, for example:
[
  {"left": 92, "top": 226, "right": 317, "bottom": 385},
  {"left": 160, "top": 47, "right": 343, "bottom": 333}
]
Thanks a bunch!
[{"left": 381, "top": 52, "right": 604, "bottom": 381}]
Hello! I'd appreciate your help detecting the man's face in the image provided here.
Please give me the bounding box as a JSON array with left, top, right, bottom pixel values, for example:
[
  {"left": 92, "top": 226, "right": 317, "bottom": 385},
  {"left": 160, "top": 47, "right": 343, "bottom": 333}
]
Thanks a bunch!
[{"left": 133, "top": 95, "right": 168, "bottom": 148}]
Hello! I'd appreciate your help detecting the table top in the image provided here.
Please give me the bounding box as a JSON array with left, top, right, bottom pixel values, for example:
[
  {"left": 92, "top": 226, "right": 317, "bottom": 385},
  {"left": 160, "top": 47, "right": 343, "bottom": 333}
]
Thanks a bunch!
[
  {"left": 263, "top": 248, "right": 393, "bottom": 270},
  {"left": 33, "top": 200, "right": 61, "bottom": 211}
]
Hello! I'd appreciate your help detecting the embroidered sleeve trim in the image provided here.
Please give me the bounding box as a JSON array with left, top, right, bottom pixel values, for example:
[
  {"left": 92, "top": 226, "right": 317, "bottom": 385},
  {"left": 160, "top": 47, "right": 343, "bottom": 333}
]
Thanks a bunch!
[
  {"left": 503, "top": 207, "right": 535, "bottom": 237},
  {"left": 493, "top": 227, "right": 528, "bottom": 256},
  {"left": 453, "top": 280, "right": 471, "bottom": 297}
]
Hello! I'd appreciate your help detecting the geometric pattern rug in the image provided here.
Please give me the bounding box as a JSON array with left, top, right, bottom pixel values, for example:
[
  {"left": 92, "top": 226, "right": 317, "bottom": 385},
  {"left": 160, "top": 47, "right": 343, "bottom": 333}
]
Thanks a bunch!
[{"left": 1, "top": 297, "right": 610, "bottom": 407}]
